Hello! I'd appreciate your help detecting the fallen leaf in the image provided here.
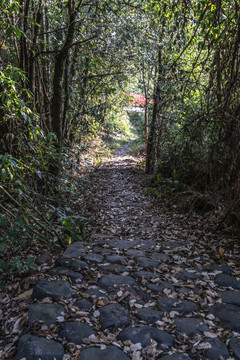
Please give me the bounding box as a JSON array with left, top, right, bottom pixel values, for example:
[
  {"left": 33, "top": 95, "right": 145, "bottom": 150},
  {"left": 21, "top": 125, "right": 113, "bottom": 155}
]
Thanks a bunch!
[
  {"left": 17, "top": 289, "right": 33, "bottom": 300},
  {"left": 203, "top": 331, "right": 218, "bottom": 338},
  {"left": 219, "top": 247, "right": 224, "bottom": 255}
]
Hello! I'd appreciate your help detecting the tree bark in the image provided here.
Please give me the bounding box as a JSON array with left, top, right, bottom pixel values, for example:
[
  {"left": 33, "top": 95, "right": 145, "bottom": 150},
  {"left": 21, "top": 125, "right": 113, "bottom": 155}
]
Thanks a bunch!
[
  {"left": 28, "top": 0, "right": 43, "bottom": 95},
  {"left": 143, "top": 83, "right": 148, "bottom": 154},
  {"left": 146, "top": 48, "right": 161, "bottom": 174},
  {"left": 20, "top": 0, "right": 30, "bottom": 81},
  {"left": 51, "top": 4, "right": 78, "bottom": 146}
]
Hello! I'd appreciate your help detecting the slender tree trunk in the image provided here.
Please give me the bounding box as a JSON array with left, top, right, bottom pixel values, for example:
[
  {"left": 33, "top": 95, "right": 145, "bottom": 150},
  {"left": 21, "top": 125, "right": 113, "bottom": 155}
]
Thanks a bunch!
[
  {"left": 0, "top": 83, "right": 9, "bottom": 154},
  {"left": 144, "top": 83, "right": 148, "bottom": 154},
  {"left": 29, "top": 0, "right": 43, "bottom": 95},
  {"left": 62, "top": 53, "right": 70, "bottom": 141},
  {"left": 146, "top": 48, "right": 161, "bottom": 174},
  {"left": 42, "top": 5, "right": 51, "bottom": 130},
  {"left": 20, "top": 0, "right": 30, "bottom": 83},
  {"left": 51, "top": 7, "right": 77, "bottom": 145}
]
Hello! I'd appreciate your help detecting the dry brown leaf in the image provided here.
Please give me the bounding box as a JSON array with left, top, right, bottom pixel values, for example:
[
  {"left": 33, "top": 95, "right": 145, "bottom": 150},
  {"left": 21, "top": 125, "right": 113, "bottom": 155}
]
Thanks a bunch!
[
  {"left": 218, "top": 247, "right": 224, "bottom": 256},
  {"left": 132, "top": 350, "right": 141, "bottom": 360},
  {"left": 17, "top": 289, "right": 33, "bottom": 300}
]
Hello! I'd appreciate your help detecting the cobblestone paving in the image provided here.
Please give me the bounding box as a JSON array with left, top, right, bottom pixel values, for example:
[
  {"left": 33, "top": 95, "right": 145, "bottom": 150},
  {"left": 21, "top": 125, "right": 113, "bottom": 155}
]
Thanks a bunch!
[{"left": 14, "top": 154, "right": 240, "bottom": 359}]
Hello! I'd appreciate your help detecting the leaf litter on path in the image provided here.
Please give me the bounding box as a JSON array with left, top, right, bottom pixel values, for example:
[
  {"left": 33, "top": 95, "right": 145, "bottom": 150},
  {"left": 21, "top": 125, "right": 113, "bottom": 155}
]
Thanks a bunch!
[{"left": 2, "top": 150, "right": 240, "bottom": 359}]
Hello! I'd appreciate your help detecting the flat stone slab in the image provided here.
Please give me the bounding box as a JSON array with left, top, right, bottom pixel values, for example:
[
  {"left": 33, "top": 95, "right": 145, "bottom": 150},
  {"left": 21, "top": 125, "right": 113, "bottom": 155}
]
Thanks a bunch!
[
  {"left": 160, "top": 355, "right": 192, "bottom": 360},
  {"left": 147, "top": 281, "right": 175, "bottom": 293},
  {"left": 99, "top": 303, "right": 131, "bottom": 330},
  {"left": 157, "top": 297, "right": 199, "bottom": 314},
  {"left": 122, "top": 286, "right": 153, "bottom": 303},
  {"left": 49, "top": 267, "right": 83, "bottom": 283},
  {"left": 220, "top": 290, "right": 240, "bottom": 306},
  {"left": 15, "top": 334, "right": 64, "bottom": 360},
  {"left": 106, "top": 255, "right": 127, "bottom": 264},
  {"left": 203, "top": 337, "right": 230, "bottom": 360},
  {"left": 210, "top": 303, "right": 240, "bottom": 331},
  {"left": 98, "top": 275, "right": 136, "bottom": 289},
  {"left": 83, "top": 253, "right": 104, "bottom": 264},
  {"left": 92, "top": 247, "right": 113, "bottom": 255},
  {"left": 106, "top": 239, "right": 140, "bottom": 249},
  {"left": 135, "top": 308, "right": 163, "bottom": 324},
  {"left": 75, "top": 299, "right": 93, "bottom": 312},
  {"left": 214, "top": 274, "right": 240, "bottom": 289},
  {"left": 203, "top": 265, "right": 232, "bottom": 274},
  {"left": 118, "top": 325, "right": 175, "bottom": 350},
  {"left": 60, "top": 322, "right": 96, "bottom": 345},
  {"left": 139, "top": 240, "right": 157, "bottom": 250},
  {"left": 32, "top": 279, "right": 75, "bottom": 301},
  {"left": 173, "top": 318, "right": 209, "bottom": 337},
  {"left": 125, "top": 249, "right": 144, "bottom": 257},
  {"left": 229, "top": 337, "right": 240, "bottom": 359},
  {"left": 78, "top": 346, "right": 130, "bottom": 360},
  {"left": 137, "top": 257, "right": 159, "bottom": 269},
  {"left": 177, "top": 287, "right": 194, "bottom": 295},
  {"left": 56, "top": 258, "right": 88, "bottom": 270},
  {"left": 135, "top": 271, "right": 158, "bottom": 280},
  {"left": 62, "top": 242, "right": 86, "bottom": 258},
  {"left": 176, "top": 270, "right": 201, "bottom": 281},
  {"left": 151, "top": 252, "right": 170, "bottom": 262},
  {"left": 28, "top": 303, "right": 65, "bottom": 325}
]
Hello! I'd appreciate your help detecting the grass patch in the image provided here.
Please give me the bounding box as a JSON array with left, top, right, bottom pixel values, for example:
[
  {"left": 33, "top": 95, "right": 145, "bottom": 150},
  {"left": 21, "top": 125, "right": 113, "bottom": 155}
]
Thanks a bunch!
[
  {"left": 103, "top": 133, "right": 130, "bottom": 152},
  {"left": 102, "top": 110, "right": 138, "bottom": 153},
  {"left": 127, "top": 111, "right": 145, "bottom": 155}
]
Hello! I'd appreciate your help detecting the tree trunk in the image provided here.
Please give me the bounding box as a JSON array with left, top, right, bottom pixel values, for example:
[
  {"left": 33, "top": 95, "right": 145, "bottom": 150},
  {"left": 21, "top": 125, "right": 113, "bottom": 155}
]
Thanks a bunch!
[
  {"left": 144, "top": 83, "right": 148, "bottom": 154},
  {"left": 62, "top": 53, "right": 70, "bottom": 141},
  {"left": 146, "top": 49, "right": 161, "bottom": 174},
  {"left": 19, "top": 0, "right": 30, "bottom": 83},
  {"left": 0, "top": 83, "right": 9, "bottom": 154},
  {"left": 51, "top": 7, "right": 77, "bottom": 146},
  {"left": 28, "top": 0, "right": 43, "bottom": 95}
]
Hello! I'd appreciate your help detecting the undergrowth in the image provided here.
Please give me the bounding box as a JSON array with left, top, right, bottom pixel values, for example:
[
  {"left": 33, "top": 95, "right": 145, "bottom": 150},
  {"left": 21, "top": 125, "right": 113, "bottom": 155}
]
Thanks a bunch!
[
  {"left": 102, "top": 110, "right": 137, "bottom": 153},
  {"left": 0, "top": 147, "right": 91, "bottom": 281},
  {"left": 127, "top": 111, "right": 145, "bottom": 156}
]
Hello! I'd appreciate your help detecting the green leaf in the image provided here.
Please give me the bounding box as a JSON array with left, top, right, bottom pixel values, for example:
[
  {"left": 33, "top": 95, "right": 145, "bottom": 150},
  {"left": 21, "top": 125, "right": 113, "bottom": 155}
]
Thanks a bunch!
[
  {"left": 6, "top": 27, "right": 14, "bottom": 39},
  {"left": 29, "top": 263, "right": 38, "bottom": 271},
  {"left": 26, "top": 257, "right": 34, "bottom": 265}
]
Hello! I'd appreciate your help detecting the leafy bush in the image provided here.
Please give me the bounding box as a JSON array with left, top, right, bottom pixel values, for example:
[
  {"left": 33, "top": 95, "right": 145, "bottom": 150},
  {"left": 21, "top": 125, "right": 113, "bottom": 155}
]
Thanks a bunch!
[
  {"left": 105, "top": 110, "right": 135, "bottom": 138},
  {"left": 147, "top": 173, "right": 179, "bottom": 198}
]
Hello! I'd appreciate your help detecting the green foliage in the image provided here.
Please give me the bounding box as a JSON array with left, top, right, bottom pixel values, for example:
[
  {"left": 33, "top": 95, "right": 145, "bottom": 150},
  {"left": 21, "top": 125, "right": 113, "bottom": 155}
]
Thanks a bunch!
[
  {"left": 105, "top": 110, "right": 135, "bottom": 138},
  {"left": 147, "top": 174, "right": 179, "bottom": 198},
  {"left": 61, "top": 215, "right": 88, "bottom": 244},
  {"left": 128, "top": 112, "right": 145, "bottom": 135},
  {"left": 0, "top": 213, "right": 39, "bottom": 272},
  {"left": 0, "top": 66, "right": 90, "bottom": 274},
  {"left": 0, "top": 154, "right": 21, "bottom": 181},
  {"left": 144, "top": 0, "right": 240, "bottom": 201},
  {"left": 127, "top": 112, "right": 145, "bottom": 155}
]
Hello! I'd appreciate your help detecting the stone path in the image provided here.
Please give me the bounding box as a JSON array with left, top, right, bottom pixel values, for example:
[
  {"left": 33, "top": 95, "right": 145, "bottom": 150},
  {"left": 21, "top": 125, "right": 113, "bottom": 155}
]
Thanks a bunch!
[{"left": 14, "top": 153, "right": 240, "bottom": 359}]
